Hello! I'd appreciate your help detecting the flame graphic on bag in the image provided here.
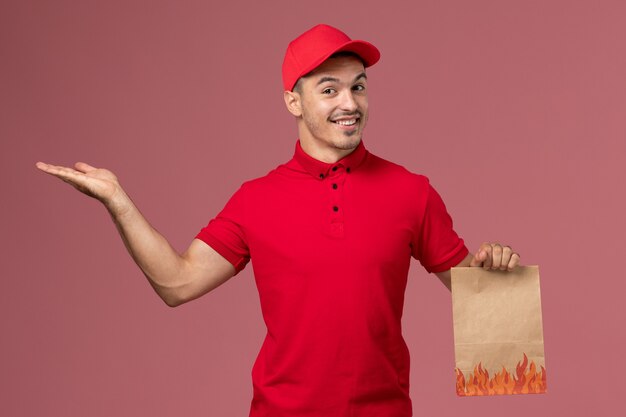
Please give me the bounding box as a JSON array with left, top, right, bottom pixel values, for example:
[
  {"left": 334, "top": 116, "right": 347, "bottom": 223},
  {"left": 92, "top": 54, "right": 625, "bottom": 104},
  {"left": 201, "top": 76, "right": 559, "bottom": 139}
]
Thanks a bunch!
[{"left": 456, "top": 353, "right": 547, "bottom": 396}]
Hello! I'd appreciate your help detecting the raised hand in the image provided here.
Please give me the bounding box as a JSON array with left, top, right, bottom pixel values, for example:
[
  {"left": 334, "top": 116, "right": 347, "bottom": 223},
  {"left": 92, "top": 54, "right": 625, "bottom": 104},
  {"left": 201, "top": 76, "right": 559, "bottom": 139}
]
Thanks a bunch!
[
  {"left": 35, "top": 161, "right": 129, "bottom": 215},
  {"left": 35, "top": 160, "right": 238, "bottom": 306}
]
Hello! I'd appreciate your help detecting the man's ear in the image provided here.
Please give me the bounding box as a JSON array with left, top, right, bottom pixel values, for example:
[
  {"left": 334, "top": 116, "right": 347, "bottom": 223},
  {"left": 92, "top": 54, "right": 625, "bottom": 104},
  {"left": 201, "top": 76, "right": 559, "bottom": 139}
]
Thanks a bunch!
[{"left": 284, "top": 90, "right": 302, "bottom": 117}]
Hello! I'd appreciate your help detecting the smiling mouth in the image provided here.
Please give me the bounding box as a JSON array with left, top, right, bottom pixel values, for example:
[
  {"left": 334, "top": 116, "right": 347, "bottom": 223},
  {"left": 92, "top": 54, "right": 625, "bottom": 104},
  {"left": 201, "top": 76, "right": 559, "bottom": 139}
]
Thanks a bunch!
[{"left": 331, "top": 118, "right": 359, "bottom": 126}]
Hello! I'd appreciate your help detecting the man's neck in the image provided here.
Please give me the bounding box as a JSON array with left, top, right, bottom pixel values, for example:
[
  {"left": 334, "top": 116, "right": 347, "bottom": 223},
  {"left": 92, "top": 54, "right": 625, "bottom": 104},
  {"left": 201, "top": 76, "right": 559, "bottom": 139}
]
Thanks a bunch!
[{"left": 299, "top": 138, "right": 359, "bottom": 164}]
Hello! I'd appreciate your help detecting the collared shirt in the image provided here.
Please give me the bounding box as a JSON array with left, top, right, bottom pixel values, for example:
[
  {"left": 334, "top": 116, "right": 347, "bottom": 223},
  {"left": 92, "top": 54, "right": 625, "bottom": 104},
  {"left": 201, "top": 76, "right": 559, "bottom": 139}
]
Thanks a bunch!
[{"left": 196, "top": 139, "right": 468, "bottom": 417}]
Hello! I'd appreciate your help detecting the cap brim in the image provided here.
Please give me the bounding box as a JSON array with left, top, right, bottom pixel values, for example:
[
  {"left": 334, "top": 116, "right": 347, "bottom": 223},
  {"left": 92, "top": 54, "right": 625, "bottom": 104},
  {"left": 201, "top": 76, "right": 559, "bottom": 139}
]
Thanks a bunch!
[{"left": 334, "top": 40, "right": 380, "bottom": 67}]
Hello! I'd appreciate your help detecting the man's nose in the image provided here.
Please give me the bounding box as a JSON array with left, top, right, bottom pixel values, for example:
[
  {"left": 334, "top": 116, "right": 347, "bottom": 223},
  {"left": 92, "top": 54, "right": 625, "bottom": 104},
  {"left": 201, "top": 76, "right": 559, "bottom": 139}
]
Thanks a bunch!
[{"left": 338, "top": 90, "right": 358, "bottom": 112}]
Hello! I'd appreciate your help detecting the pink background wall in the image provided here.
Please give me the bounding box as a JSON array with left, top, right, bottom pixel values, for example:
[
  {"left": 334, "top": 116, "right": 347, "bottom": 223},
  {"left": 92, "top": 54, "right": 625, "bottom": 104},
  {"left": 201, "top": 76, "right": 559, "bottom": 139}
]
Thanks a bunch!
[{"left": 2, "top": 0, "right": 624, "bottom": 415}]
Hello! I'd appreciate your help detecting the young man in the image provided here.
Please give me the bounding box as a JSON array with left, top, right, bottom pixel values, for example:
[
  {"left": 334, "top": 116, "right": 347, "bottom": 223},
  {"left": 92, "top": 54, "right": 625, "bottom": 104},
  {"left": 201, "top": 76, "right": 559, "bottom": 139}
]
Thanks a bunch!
[{"left": 37, "top": 24, "right": 519, "bottom": 417}]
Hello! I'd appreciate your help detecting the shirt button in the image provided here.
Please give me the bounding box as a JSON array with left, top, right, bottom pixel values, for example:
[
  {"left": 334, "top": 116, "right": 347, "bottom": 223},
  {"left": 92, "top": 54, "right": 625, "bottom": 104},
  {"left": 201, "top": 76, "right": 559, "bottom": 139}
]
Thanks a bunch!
[
  {"left": 332, "top": 166, "right": 338, "bottom": 171},
  {"left": 346, "top": 167, "right": 351, "bottom": 173},
  {"left": 332, "top": 183, "right": 338, "bottom": 189},
  {"left": 319, "top": 173, "right": 324, "bottom": 179},
  {"left": 333, "top": 206, "right": 339, "bottom": 212}
]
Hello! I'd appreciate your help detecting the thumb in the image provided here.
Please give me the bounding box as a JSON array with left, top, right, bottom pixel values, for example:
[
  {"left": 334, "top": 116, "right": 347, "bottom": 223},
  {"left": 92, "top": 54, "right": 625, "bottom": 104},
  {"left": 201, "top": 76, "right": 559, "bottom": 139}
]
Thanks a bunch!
[
  {"left": 469, "top": 250, "right": 486, "bottom": 267},
  {"left": 74, "top": 162, "right": 97, "bottom": 173}
]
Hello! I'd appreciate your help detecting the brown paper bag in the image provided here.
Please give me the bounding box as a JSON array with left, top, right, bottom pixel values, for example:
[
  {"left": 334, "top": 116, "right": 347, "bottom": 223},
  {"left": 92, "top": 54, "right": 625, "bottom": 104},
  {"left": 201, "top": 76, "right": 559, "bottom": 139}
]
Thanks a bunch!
[{"left": 451, "top": 266, "right": 547, "bottom": 396}]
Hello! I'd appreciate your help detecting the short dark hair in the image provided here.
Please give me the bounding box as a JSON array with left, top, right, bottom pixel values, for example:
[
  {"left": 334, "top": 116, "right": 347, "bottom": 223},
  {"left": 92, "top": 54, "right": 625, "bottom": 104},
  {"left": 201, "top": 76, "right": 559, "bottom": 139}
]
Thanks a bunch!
[
  {"left": 293, "top": 77, "right": 304, "bottom": 94},
  {"left": 292, "top": 51, "right": 366, "bottom": 93},
  {"left": 328, "top": 50, "right": 366, "bottom": 65}
]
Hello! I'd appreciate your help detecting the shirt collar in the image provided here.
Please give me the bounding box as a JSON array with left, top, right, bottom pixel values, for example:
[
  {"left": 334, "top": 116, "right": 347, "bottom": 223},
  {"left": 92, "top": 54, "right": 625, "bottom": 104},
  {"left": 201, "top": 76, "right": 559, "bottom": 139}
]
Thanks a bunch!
[{"left": 293, "top": 139, "right": 369, "bottom": 180}]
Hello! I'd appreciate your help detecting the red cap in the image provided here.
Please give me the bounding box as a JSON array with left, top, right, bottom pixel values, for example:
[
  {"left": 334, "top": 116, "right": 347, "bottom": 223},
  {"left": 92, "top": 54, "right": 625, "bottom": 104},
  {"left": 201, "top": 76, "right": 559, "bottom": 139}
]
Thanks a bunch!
[{"left": 282, "top": 24, "right": 380, "bottom": 91}]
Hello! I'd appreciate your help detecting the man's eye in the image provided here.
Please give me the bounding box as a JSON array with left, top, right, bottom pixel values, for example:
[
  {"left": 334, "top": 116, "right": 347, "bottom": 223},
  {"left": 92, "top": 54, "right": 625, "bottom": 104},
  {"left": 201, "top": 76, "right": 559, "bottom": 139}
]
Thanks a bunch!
[
  {"left": 322, "top": 88, "right": 335, "bottom": 94},
  {"left": 353, "top": 84, "right": 365, "bottom": 91}
]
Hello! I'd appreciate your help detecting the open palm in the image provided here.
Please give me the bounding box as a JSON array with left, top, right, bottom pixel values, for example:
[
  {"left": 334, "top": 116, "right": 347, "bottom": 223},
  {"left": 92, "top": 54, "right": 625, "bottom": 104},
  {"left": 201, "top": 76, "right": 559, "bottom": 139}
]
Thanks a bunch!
[{"left": 36, "top": 161, "right": 122, "bottom": 204}]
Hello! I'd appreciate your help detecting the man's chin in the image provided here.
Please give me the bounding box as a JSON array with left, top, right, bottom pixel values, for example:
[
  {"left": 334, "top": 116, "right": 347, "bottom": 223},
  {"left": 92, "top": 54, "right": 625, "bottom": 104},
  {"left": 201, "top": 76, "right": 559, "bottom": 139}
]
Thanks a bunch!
[
  {"left": 334, "top": 139, "right": 361, "bottom": 151},
  {"left": 343, "top": 132, "right": 362, "bottom": 145}
]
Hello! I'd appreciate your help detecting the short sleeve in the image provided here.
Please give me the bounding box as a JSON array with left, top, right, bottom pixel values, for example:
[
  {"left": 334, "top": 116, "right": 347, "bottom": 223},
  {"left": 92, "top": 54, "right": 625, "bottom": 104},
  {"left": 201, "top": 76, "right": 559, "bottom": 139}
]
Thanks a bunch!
[
  {"left": 195, "top": 185, "right": 250, "bottom": 274},
  {"left": 411, "top": 182, "right": 468, "bottom": 273}
]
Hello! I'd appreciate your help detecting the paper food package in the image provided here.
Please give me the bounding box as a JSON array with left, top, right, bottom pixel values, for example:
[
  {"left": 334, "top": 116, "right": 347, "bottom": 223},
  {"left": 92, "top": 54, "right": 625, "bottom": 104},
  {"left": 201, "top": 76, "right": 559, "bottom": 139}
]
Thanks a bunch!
[{"left": 451, "top": 265, "right": 547, "bottom": 396}]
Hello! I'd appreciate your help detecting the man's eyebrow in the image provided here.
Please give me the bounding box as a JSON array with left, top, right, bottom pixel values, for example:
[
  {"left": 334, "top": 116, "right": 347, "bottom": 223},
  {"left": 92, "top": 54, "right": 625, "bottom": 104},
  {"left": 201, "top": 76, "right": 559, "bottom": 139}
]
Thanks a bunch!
[
  {"left": 354, "top": 72, "right": 367, "bottom": 82},
  {"left": 316, "top": 76, "right": 340, "bottom": 86},
  {"left": 315, "top": 72, "right": 367, "bottom": 86}
]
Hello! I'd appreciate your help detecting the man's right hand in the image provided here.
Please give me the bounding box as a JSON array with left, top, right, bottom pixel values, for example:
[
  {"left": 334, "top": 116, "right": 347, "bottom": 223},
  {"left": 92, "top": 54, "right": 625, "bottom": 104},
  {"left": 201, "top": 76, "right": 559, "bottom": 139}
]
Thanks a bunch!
[
  {"left": 35, "top": 160, "right": 237, "bottom": 306},
  {"left": 35, "top": 161, "right": 130, "bottom": 216}
]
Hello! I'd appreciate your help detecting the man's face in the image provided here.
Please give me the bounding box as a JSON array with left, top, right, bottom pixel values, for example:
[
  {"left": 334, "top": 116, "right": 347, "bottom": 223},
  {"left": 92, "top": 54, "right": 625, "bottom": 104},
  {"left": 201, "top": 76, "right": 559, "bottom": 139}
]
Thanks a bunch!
[{"left": 292, "top": 56, "right": 368, "bottom": 154}]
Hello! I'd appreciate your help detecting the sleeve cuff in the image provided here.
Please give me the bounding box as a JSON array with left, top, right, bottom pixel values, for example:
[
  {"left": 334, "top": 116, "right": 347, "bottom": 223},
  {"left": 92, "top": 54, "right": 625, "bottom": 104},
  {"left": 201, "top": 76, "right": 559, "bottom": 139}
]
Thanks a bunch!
[
  {"left": 195, "top": 231, "right": 249, "bottom": 274},
  {"left": 424, "top": 244, "right": 469, "bottom": 273}
]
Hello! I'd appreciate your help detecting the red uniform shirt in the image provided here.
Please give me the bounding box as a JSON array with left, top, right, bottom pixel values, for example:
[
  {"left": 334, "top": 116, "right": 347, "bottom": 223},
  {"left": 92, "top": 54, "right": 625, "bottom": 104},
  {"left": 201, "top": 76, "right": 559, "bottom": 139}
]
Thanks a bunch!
[{"left": 196, "top": 139, "right": 468, "bottom": 417}]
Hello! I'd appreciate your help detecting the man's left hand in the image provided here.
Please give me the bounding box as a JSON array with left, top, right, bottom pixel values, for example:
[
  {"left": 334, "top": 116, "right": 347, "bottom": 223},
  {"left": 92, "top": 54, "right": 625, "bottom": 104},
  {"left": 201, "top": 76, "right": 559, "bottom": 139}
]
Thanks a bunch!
[{"left": 469, "top": 242, "right": 520, "bottom": 271}]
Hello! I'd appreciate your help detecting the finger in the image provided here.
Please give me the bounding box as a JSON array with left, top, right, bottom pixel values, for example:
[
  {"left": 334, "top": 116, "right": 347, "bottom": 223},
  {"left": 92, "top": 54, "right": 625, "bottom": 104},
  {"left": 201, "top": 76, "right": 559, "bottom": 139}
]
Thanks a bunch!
[
  {"left": 36, "top": 162, "right": 79, "bottom": 176},
  {"left": 481, "top": 243, "right": 493, "bottom": 270},
  {"left": 469, "top": 250, "right": 486, "bottom": 267},
  {"left": 500, "top": 245, "right": 513, "bottom": 270},
  {"left": 507, "top": 253, "right": 520, "bottom": 271},
  {"left": 36, "top": 162, "right": 87, "bottom": 184},
  {"left": 490, "top": 243, "right": 503, "bottom": 270},
  {"left": 74, "top": 162, "right": 97, "bottom": 173},
  {"left": 35, "top": 161, "right": 55, "bottom": 172}
]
